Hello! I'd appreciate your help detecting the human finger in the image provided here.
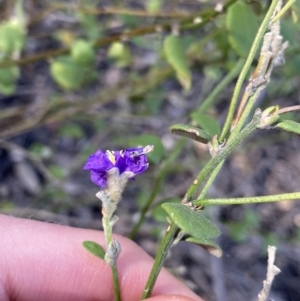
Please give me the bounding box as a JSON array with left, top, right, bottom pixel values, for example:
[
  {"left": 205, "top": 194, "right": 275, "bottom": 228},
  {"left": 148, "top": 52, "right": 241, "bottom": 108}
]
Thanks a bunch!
[{"left": 0, "top": 214, "right": 204, "bottom": 301}]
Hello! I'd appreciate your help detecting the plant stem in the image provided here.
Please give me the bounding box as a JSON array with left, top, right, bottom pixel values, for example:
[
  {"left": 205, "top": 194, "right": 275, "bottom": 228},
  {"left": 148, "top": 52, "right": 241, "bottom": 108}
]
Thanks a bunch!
[
  {"left": 193, "top": 192, "right": 300, "bottom": 206},
  {"left": 198, "top": 58, "right": 245, "bottom": 114},
  {"left": 197, "top": 161, "right": 224, "bottom": 200},
  {"left": 103, "top": 214, "right": 113, "bottom": 246},
  {"left": 128, "top": 138, "right": 185, "bottom": 239},
  {"left": 271, "top": 0, "right": 295, "bottom": 23},
  {"left": 274, "top": 105, "right": 300, "bottom": 115},
  {"left": 103, "top": 215, "right": 121, "bottom": 301},
  {"left": 229, "top": 85, "right": 264, "bottom": 139},
  {"left": 183, "top": 110, "right": 261, "bottom": 204},
  {"left": 111, "top": 265, "right": 121, "bottom": 301},
  {"left": 141, "top": 223, "right": 179, "bottom": 299},
  {"left": 219, "top": 0, "right": 280, "bottom": 141}
]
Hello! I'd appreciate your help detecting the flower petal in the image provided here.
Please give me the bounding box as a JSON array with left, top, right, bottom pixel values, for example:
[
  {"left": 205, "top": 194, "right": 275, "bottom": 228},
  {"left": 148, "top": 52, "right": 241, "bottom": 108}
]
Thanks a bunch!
[
  {"left": 90, "top": 170, "right": 107, "bottom": 188},
  {"left": 83, "top": 149, "right": 114, "bottom": 171},
  {"left": 124, "top": 148, "right": 149, "bottom": 176}
]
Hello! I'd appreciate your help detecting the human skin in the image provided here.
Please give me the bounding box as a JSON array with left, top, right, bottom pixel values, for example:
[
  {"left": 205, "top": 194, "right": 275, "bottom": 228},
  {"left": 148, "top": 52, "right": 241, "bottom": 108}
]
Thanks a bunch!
[{"left": 0, "top": 214, "right": 204, "bottom": 301}]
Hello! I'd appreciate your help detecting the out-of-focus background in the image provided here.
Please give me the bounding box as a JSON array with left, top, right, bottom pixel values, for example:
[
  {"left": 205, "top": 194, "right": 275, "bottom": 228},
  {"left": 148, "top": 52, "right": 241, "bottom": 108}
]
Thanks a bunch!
[{"left": 0, "top": 1, "right": 300, "bottom": 300}]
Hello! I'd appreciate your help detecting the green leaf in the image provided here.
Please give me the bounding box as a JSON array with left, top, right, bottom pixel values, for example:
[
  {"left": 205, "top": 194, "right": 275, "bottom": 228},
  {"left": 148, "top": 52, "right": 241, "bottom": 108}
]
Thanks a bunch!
[
  {"left": 108, "top": 42, "right": 132, "bottom": 67},
  {"left": 50, "top": 56, "right": 97, "bottom": 90},
  {"left": 170, "top": 123, "right": 212, "bottom": 144},
  {"left": 226, "top": 2, "right": 259, "bottom": 58},
  {"left": 0, "top": 22, "right": 25, "bottom": 54},
  {"left": 185, "top": 236, "right": 222, "bottom": 257},
  {"left": 0, "top": 66, "right": 20, "bottom": 85},
  {"left": 0, "top": 65, "right": 20, "bottom": 95},
  {"left": 146, "top": 0, "right": 162, "bottom": 13},
  {"left": 128, "top": 134, "right": 164, "bottom": 164},
  {"left": 162, "top": 203, "right": 220, "bottom": 240},
  {"left": 0, "top": 83, "right": 16, "bottom": 95},
  {"left": 275, "top": 120, "right": 300, "bottom": 135},
  {"left": 163, "top": 35, "right": 192, "bottom": 91},
  {"left": 190, "top": 112, "right": 220, "bottom": 136},
  {"left": 71, "top": 40, "right": 95, "bottom": 65},
  {"left": 82, "top": 241, "right": 105, "bottom": 259},
  {"left": 152, "top": 197, "right": 181, "bottom": 223},
  {"left": 50, "top": 56, "right": 83, "bottom": 90}
]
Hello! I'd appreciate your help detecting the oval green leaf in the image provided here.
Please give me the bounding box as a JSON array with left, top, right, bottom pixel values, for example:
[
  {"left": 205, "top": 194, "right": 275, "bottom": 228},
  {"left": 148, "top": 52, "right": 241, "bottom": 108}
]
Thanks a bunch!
[
  {"left": 170, "top": 123, "right": 212, "bottom": 144},
  {"left": 50, "top": 56, "right": 84, "bottom": 90},
  {"left": 226, "top": 2, "right": 259, "bottom": 58},
  {"left": 163, "top": 35, "right": 192, "bottom": 91},
  {"left": 108, "top": 42, "right": 132, "bottom": 67},
  {"left": 161, "top": 203, "right": 220, "bottom": 240},
  {"left": 275, "top": 119, "right": 300, "bottom": 135},
  {"left": 0, "top": 22, "right": 25, "bottom": 54},
  {"left": 82, "top": 240, "right": 105, "bottom": 259},
  {"left": 190, "top": 112, "right": 220, "bottom": 136},
  {"left": 152, "top": 197, "right": 181, "bottom": 223},
  {"left": 71, "top": 40, "right": 95, "bottom": 65},
  {"left": 0, "top": 66, "right": 20, "bottom": 95},
  {"left": 128, "top": 134, "right": 164, "bottom": 164},
  {"left": 0, "top": 66, "right": 20, "bottom": 84},
  {"left": 0, "top": 82, "right": 17, "bottom": 95},
  {"left": 50, "top": 56, "right": 98, "bottom": 90}
]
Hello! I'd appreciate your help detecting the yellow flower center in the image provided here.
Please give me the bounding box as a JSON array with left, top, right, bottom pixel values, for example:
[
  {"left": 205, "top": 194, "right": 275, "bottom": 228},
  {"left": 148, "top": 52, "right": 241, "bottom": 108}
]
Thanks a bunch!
[{"left": 106, "top": 150, "right": 116, "bottom": 165}]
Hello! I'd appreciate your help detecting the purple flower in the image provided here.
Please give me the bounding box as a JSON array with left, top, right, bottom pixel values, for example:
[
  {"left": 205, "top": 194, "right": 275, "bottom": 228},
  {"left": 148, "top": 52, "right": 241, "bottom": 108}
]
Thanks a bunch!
[{"left": 83, "top": 147, "right": 151, "bottom": 188}]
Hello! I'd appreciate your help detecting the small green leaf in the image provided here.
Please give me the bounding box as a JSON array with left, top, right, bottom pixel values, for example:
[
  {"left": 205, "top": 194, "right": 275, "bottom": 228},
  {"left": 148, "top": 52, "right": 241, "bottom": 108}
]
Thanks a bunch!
[
  {"left": 0, "top": 66, "right": 20, "bottom": 95},
  {"left": 162, "top": 203, "right": 220, "bottom": 240},
  {"left": 108, "top": 42, "right": 132, "bottom": 67},
  {"left": 190, "top": 112, "right": 220, "bottom": 136},
  {"left": 275, "top": 119, "right": 300, "bottom": 135},
  {"left": 83, "top": 241, "right": 105, "bottom": 259},
  {"left": 71, "top": 40, "right": 95, "bottom": 65},
  {"left": 146, "top": 0, "right": 162, "bottom": 13},
  {"left": 226, "top": 2, "right": 259, "bottom": 58},
  {"left": 170, "top": 123, "right": 212, "bottom": 144},
  {"left": 152, "top": 197, "right": 181, "bottom": 223},
  {"left": 50, "top": 56, "right": 97, "bottom": 90},
  {"left": 0, "top": 66, "right": 20, "bottom": 84},
  {"left": 0, "top": 22, "right": 25, "bottom": 54},
  {"left": 50, "top": 56, "right": 84, "bottom": 90},
  {"left": 0, "top": 82, "right": 17, "bottom": 95},
  {"left": 128, "top": 134, "right": 164, "bottom": 164},
  {"left": 163, "top": 35, "right": 192, "bottom": 91},
  {"left": 185, "top": 236, "right": 222, "bottom": 258}
]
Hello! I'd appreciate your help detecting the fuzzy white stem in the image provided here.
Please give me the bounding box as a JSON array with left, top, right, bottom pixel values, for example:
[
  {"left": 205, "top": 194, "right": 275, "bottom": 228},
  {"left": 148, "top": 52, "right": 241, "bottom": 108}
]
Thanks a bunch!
[{"left": 256, "top": 246, "right": 281, "bottom": 301}]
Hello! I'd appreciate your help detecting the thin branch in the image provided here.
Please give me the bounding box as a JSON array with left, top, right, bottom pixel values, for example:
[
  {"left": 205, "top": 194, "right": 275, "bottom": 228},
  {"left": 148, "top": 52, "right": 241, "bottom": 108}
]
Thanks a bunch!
[
  {"left": 51, "top": 3, "right": 190, "bottom": 18},
  {"left": 29, "top": 4, "right": 189, "bottom": 26},
  {"left": 193, "top": 192, "right": 300, "bottom": 206},
  {"left": 256, "top": 246, "right": 281, "bottom": 301},
  {"left": 273, "top": 105, "right": 300, "bottom": 115}
]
